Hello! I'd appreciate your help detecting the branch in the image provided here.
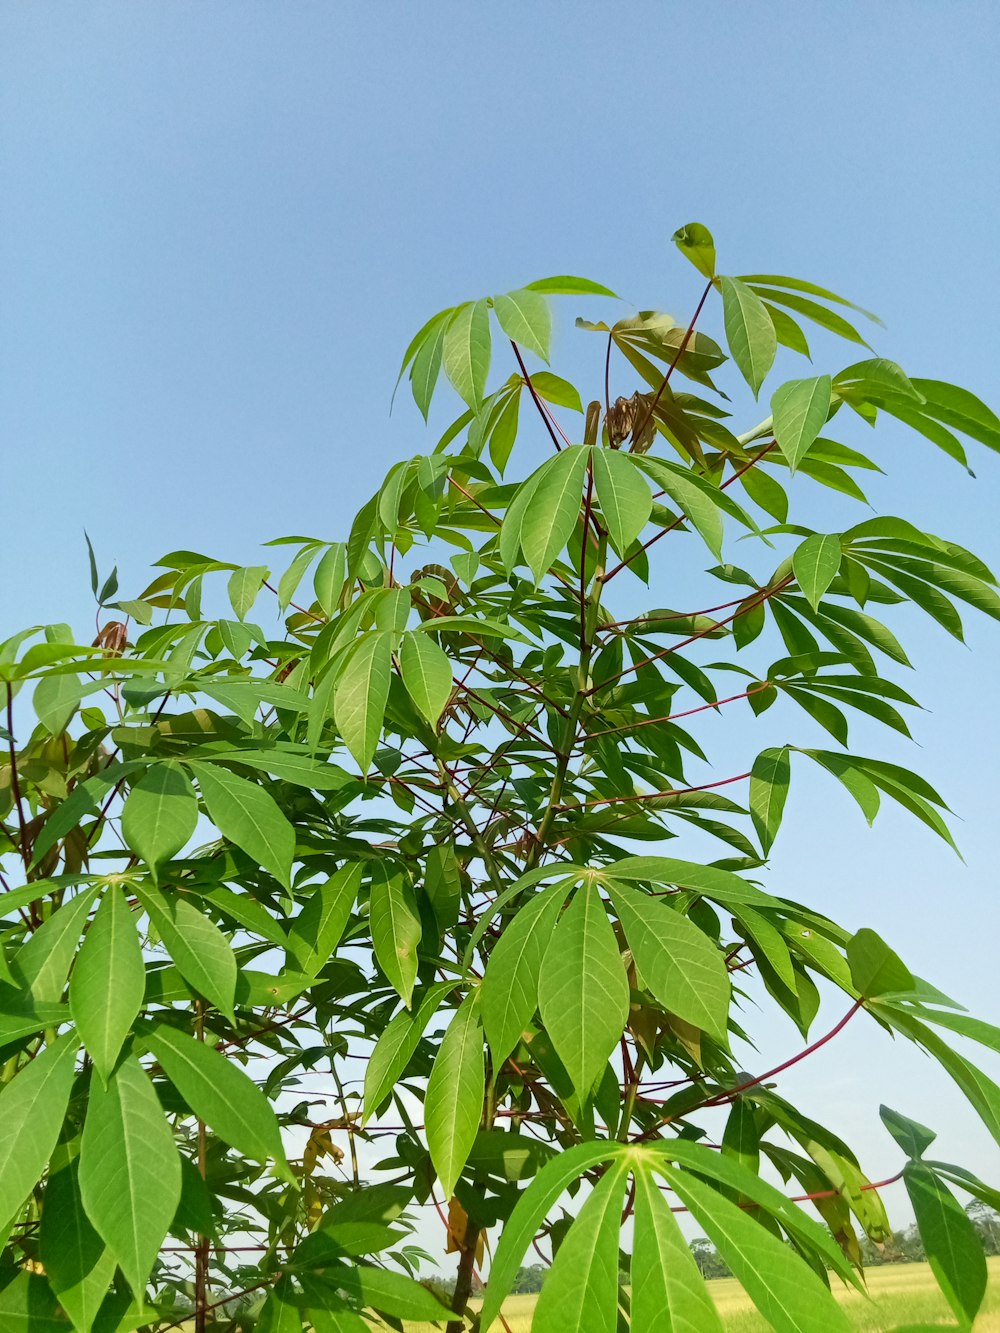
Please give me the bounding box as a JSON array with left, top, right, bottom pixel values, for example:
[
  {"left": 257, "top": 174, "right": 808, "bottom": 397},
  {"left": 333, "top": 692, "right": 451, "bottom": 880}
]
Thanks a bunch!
[{"left": 510, "top": 340, "right": 569, "bottom": 451}]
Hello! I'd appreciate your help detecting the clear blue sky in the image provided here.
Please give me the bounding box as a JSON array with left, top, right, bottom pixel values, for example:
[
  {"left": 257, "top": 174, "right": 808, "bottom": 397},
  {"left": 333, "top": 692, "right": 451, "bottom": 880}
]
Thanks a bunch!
[{"left": 2, "top": 3, "right": 998, "bottom": 1218}]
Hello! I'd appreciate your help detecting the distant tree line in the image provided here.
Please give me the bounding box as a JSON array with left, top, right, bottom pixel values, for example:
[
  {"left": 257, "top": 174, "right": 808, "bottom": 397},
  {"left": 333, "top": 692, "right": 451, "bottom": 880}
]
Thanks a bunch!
[{"left": 506, "top": 1204, "right": 1000, "bottom": 1295}]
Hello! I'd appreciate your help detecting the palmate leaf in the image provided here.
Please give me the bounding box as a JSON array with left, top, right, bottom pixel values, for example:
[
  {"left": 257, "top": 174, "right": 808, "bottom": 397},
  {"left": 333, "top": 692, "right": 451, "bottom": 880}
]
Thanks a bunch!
[
  {"left": 517, "top": 445, "right": 590, "bottom": 583},
  {"left": 792, "top": 532, "right": 842, "bottom": 610},
  {"left": 138, "top": 885, "right": 238, "bottom": 1022},
  {"left": 771, "top": 375, "right": 832, "bottom": 471},
  {"left": 665, "top": 1167, "right": 852, "bottom": 1333},
  {"left": 368, "top": 864, "right": 421, "bottom": 1006},
  {"left": 479, "top": 1142, "right": 622, "bottom": 1331},
  {"left": 189, "top": 760, "right": 294, "bottom": 887},
  {"left": 443, "top": 299, "right": 491, "bottom": 409},
  {"left": 0, "top": 1035, "right": 78, "bottom": 1234},
  {"left": 492, "top": 288, "right": 552, "bottom": 362},
  {"left": 631, "top": 1164, "right": 725, "bottom": 1333},
  {"left": 79, "top": 1055, "right": 181, "bottom": 1297},
  {"left": 537, "top": 883, "right": 630, "bottom": 1098},
  {"left": 590, "top": 447, "right": 652, "bottom": 553},
  {"left": 40, "top": 1155, "right": 116, "bottom": 1333},
  {"left": 719, "top": 276, "right": 776, "bottom": 397},
  {"left": 423, "top": 993, "right": 485, "bottom": 1198},
  {"left": 121, "top": 762, "right": 198, "bottom": 877},
  {"left": 532, "top": 1157, "right": 630, "bottom": 1333},
  {"left": 144, "top": 1024, "right": 293, "bottom": 1180},
  {"left": 606, "top": 879, "right": 730, "bottom": 1041},
  {"left": 905, "top": 1161, "right": 988, "bottom": 1326},
  {"left": 69, "top": 885, "right": 146, "bottom": 1084},
  {"left": 7, "top": 224, "right": 1000, "bottom": 1331},
  {"left": 333, "top": 629, "right": 393, "bottom": 773},
  {"left": 481, "top": 883, "right": 566, "bottom": 1067},
  {"left": 749, "top": 745, "right": 791, "bottom": 855}
]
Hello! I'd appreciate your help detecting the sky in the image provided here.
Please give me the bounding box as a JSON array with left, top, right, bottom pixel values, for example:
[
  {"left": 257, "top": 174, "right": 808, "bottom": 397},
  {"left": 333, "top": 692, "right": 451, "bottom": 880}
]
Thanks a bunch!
[{"left": 1, "top": 1, "right": 998, "bottom": 1232}]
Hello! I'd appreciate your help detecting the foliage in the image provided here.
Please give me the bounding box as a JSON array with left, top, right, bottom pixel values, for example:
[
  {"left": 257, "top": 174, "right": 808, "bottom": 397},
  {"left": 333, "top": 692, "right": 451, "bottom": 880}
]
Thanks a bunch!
[{"left": 0, "top": 223, "right": 999, "bottom": 1331}]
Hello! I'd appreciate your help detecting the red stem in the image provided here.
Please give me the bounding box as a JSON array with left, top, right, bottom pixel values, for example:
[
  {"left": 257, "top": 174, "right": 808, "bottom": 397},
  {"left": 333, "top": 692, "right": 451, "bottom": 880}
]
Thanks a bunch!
[{"left": 511, "top": 340, "right": 568, "bottom": 451}]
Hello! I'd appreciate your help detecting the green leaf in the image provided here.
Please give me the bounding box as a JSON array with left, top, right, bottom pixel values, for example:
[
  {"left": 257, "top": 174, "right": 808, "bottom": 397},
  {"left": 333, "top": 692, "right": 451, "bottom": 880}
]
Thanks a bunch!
[
  {"left": 0, "top": 1271, "right": 71, "bottom": 1330},
  {"left": 443, "top": 300, "right": 491, "bottom": 409},
  {"left": 772, "top": 375, "right": 832, "bottom": 471},
  {"left": 607, "top": 880, "right": 729, "bottom": 1042},
  {"left": 538, "top": 884, "right": 629, "bottom": 1097},
  {"left": 590, "top": 448, "right": 652, "bottom": 553},
  {"left": 720, "top": 276, "right": 776, "bottom": 397},
  {"left": 877, "top": 1009, "right": 1000, "bottom": 1150},
  {"left": 255, "top": 1276, "right": 305, "bottom": 1333},
  {"left": 277, "top": 544, "right": 320, "bottom": 613},
  {"left": 749, "top": 746, "right": 791, "bottom": 855},
  {"left": 493, "top": 288, "right": 551, "bottom": 362},
  {"left": 33, "top": 673, "right": 97, "bottom": 734},
  {"left": 362, "top": 983, "right": 452, "bottom": 1124},
  {"left": 369, "top": 865, "right": 421, "bottom": 1006},
  {"left": 632, "top": 1164, "right": 724, "bottom": 1333},
  {"left": 40, "top": 1157, "right": 116, "bottom": 1333},
  {"left": 13, "top": 888, "right": 98, "bottom": 1004},
  {"left": 481, "top": 885, "right": 566, "bottom": 1068},
  {"left": 905, "top": 1161, "right": 987, "bottom": 1326},
  {"left": 740, "top": 273, "right": 882, "bottom": 324},
  {"left": 880, "top": 1105, "right": 936, "bottom": 1160},
  {"left": 533, "top": 1157, "right": 630, "bottom": 1333},
  {"left": 525, "top": 275, "right": 618, "bottom": 297},
  {"left": 424, "top": 994, "right": 485, "bottom": 1198},
  {"left": 145, "top": 1024, "right": 292, "bottom": 1180},
  {"left": 847, "top": 927, "right": 915, "bottom": 997},
  {"left": 410, "top": 319, "right": 447, "bottom": 421},
  {"left": 286, "top": 863, "right": 361, "bottom": 976},
  {"left": 190, "top": 760, "right": 295, "bottom": 888},
  {"left": 69, "top": 885, "right": 146, "bottom": 1084},
  {"left": 633, "top": 456, "right": 725, "bottom": 560},
  {"left": 227, "top": 565, "right": 268, "bottom": 621},
  {"left": 423, "top": 842, "right": 462, "bottom": 935},
  {"left": 792, "top": 533, "right": 842, "bottom": 611},
  {"left": 79, "top": 1054, "right": 182, "bottom": 1297},
  {"left": 0, "top": 1034, "right": 78, "bottom": 1232},
  {"left": 321, "top": 1266, "right": 449, "bottom": 1322},
  {"left": 909, "top": 379, "right": 1000, "bottom": 454},
  {"left": 398, "top": 630, "right": 453, "bottom": 726},
  {"left": 518, "top": 446, "right": 590, "bottom": 584},
  {"left": 333, "top": 630, "right": 392, "bottom": 773},
  {"left": 314, "top": 543, "right": 347, "bottom": 616},
  {"left": 479, "top": 1142, "right": 621, "bottom": 1332},
  {"left": 672, "top": 222, "right": 717, "bottom": 279},
  {"left": 137, "top": 885, "right": 238, "bottom": 1022},
  {"left": 666, "top": 1166, "right": 852, "bottom": 1333},
  {"left": 531, "top": 371, "right": 584, "bottom": 412},
  {"left": 121, "top": 763, "right": 198, "bottom": 879}
]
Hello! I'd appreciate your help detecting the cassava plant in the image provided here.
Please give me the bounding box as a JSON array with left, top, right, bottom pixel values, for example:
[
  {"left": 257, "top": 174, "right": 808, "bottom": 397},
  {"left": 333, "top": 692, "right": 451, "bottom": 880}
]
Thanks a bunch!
[{"left": 1, "top": 222, "right": 999, "bottom": 1332}]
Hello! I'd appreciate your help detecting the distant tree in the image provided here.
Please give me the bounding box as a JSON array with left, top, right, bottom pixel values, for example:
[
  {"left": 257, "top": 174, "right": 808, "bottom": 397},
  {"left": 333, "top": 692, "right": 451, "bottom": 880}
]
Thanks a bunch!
[
  {"left": 690, "top": 1238, "right": 733, "bottom": 1280},
  {"left": 510, "top": 1264, "right": 547, "bottom": 1294},
  {"left": 967, "top": 1202, "right": 1000, "bottom": 1256}
]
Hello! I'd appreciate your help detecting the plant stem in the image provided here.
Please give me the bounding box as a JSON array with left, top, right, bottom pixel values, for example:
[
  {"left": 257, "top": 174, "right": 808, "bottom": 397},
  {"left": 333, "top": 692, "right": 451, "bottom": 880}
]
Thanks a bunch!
[{"left": 194, "top": 998, "right": 210, "bottom": 1333}]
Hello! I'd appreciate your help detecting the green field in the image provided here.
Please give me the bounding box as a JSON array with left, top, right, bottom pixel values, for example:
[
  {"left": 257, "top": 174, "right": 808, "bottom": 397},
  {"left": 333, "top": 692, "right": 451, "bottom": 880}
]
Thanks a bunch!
[{"left": 455, "top": 1256, "right": 1000, "bottom": 1331}]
